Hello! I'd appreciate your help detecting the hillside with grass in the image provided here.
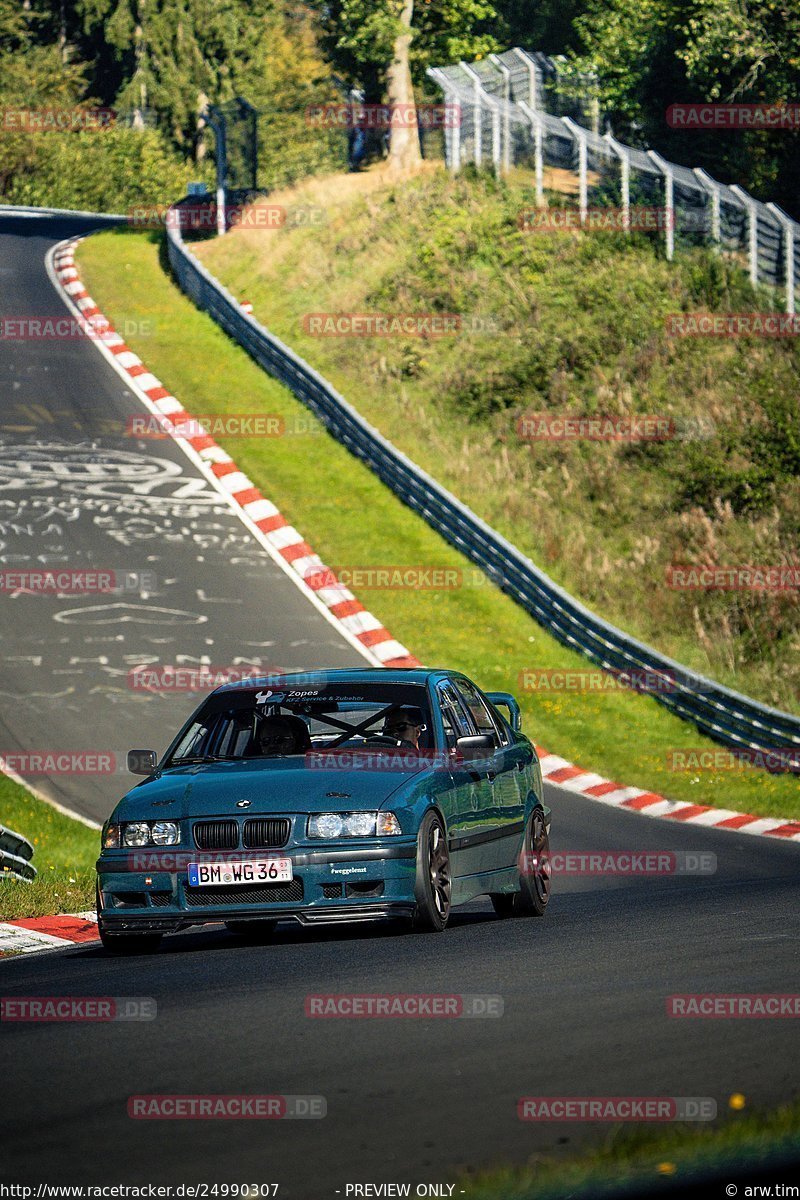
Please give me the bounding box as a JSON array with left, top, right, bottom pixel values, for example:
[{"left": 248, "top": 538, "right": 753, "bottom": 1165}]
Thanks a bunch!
[{"left": 195, "top": 167, "right": 800, "bottom": 716}]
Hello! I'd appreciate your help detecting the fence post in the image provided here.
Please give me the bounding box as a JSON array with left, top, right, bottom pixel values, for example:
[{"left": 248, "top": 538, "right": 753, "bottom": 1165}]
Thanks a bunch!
[
  {"left": 489, "top": 53, "right": 512, "bottom": 170},
  {"left": 729, "top": 184, "right": 759, "bottom": 287},
  {"left": 766, "top": 202, "right": 797, "bottom": 314},
  {"left": 603, "top": 132, "right": 630, "bottom": 230},
  {"left": 647, "top": 150, "right": 675, "bottom": 260},
  {"left": 459, "top": 62, "right": 484, "bottom": 167},
  {"left": 513, "top": 47, "right": 539, "bottom": 109},
  {"left": 693, "top": 168, "right": 721, "bottom": 244},
  {"left": 205, "top": 104, "right": 227, "bottom": 236},
  {"left": 562, "top": 116, "right": 587, "bottom": 226},
  {"left": 519, "top": 102, "right": 544, "bottom": 204}
]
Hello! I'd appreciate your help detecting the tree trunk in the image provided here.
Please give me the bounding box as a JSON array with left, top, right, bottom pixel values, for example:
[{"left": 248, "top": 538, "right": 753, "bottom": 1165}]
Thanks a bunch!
[{"left": 385, "top": 0, "right": 421, "bottom": 172}]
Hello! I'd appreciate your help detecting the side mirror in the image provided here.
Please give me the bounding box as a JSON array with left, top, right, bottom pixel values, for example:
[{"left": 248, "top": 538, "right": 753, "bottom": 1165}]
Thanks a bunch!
[
  {"left": 454, "top": 734, "right": 495, "bottom": 762},
  {"left": 127, "top": 749, "right": 158, "bottom": 776}
]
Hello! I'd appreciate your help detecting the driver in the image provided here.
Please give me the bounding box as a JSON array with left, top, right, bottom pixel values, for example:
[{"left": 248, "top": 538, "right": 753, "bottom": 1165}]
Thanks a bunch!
[
  {"left": 382, "top": 705, "right": 425, "bottom": 749},
  {"left": 256, "top": 715, "right": 307, "bottom": 756}
]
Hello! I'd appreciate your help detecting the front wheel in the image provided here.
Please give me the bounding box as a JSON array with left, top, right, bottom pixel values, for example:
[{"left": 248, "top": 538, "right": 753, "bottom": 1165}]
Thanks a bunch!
[
  {"left": 99, "top": 927, "right": 162, "bottom": 954},
  {"left": 413, "top": 811, "right": 452, "bottom": 932}
]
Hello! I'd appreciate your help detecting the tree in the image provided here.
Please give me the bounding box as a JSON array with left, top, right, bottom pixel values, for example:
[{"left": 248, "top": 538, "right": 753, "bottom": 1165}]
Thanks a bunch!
[
  {"left": 570, "top": 0, "right": 800, "bottom": 211},
  {"left": 310, "top": 0, "right": 500, "bottom": 172}
]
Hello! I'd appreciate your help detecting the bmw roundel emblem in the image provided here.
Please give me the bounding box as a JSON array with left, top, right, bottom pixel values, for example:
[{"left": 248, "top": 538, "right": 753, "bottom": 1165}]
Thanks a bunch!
[{"left": 237, "top": 799, "right": 251, "bottom": 809}]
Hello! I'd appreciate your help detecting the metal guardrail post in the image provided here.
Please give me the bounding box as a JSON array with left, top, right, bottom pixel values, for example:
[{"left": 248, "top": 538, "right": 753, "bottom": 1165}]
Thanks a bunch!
[
  {"left": 519, "top": 103, "right": 544, "bottom": 204},
  {"left": 205, "top": 104, "right": 227, "bottom": 236},
  {"left": 729, "top": 185, "right": 759, "bottom": 287},
  {"left": 693, "top": 168, "right": 721, "bottom": 244},
  {"left": 603, "top": 132, "right": 630, "bottom": 230},
  {"left": 647, "top": 150, "right": 675, "bottom": 259},
  {"left": 766, "top": 202, "right": 797, "bottom": 314},
  {"left": 489, "top": 54, "right": 513, "bottom": 171},
  {"left": 562, "top": 117, "right": 588, "bottom": 225},
  {"left": 459, "top": 61, "right": 485, "bottom": 168},
  {"left": 512, "top": 48, "right": 539, "bottom": 109}
]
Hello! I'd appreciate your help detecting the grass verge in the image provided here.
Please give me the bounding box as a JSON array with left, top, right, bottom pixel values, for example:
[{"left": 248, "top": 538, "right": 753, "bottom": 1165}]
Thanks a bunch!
[
  {"left": 76, "top": 227, "right": 800, "bottom": 817},
  {"left": 0, "top": 774, "right": 97, "bottom": 920},
  {"left": 461, "top": 1097, "right": 800, "bottom": 1198}
]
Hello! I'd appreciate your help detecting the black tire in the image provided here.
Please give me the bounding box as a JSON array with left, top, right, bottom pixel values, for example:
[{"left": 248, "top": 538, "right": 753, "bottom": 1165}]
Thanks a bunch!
[
  {"left": 489, "top": 893, "right": 516, "bottom": 918},
  {"left": 99, "top": 927, "right": 162, "bottom": 954},
  {"left": 225, "top": 920, "right": 278, "bottom": 941},
  {"left": 413, "top": 811, "right": 452, "bottom": 932},
  {"left": 490, "top": 807, "right": 551, "bottom": 918}
]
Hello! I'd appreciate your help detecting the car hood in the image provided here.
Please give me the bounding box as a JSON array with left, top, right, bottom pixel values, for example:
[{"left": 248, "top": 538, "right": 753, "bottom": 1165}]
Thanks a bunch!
[{"left": 113, "top": 756, "right": 438, "bottom": 821}]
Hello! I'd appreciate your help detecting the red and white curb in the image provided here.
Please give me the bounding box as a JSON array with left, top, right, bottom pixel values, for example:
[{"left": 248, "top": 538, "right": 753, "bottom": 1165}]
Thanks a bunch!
[
  {"left": 49, "top": 239, "right": 419, "bottom": 671},
  {"left": 42, "top": 233, "right": 800, "bottom": 884},
  {"left": 535, "top": 745, "right": 800, "bottom": 841},
  {"left": 0, "top": 912, "right": 98, "bottom": 956}
]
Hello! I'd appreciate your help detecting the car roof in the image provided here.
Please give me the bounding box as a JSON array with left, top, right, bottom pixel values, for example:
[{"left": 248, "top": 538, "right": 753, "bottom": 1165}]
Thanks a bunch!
[{"left": 211, "top": 667, "right": 457, "bottom": 696}]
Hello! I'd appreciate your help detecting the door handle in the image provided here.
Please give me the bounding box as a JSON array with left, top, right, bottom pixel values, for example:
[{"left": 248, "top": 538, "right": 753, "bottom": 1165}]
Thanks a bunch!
[
  {"left": 516, "top": 760, "right": 525, "bottom": 771},
  {"left": 486, "top": 770, "right": 496, "bottom": 781}
]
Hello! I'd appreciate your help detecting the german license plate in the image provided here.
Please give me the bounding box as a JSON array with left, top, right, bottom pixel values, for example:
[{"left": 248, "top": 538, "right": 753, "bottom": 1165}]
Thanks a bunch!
[{"left": 187, "top": 859, "right": 292, "bottom": 887}]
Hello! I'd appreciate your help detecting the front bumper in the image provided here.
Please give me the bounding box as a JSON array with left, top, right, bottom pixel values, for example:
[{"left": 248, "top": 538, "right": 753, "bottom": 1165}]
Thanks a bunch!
[{"left": 97, "top": 840, "right": 417, "bottom": 934}]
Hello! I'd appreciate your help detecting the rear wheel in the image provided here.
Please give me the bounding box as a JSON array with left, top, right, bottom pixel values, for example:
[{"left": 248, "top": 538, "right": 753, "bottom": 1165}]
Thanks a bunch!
[
  {"left": 413, "top": 811, "right": 451, "bottom": 932},
  {"left": 99, "top": 927, "right": 162, "bottom": 954},
  {"left": 490, "top": 808, "right": 550, "bottom": 918},
  {"left": 225, "top": 920, "right": 278, "bottom": 942}
]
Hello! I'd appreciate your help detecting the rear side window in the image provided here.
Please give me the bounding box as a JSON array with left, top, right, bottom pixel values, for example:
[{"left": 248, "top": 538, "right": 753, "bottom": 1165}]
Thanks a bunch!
[
  {"left": 438, "top": 682, "right": 473, "bottom": 747},
  {"left": 452, "top": 679, "right": 506, "bottom": 746}
]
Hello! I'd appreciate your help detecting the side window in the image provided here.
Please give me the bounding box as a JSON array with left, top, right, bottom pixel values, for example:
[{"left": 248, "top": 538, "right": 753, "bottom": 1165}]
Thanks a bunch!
[
  {"left": 438, "top": 683, "right": 473, "bottom": 747},
  {"left": 452, "top": 679, "right": 504, "bottom": 746}
]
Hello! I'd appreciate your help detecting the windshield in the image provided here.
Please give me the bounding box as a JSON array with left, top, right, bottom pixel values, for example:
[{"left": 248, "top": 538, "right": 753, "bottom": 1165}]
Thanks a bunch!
[{"left": 165, "top": 682, "right": 435, "bottom": 764}]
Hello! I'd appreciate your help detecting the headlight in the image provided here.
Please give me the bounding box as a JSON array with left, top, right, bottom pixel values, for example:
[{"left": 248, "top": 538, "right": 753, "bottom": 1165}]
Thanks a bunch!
[
  {"left": 343, "top": 812, "right": 376, "bottom": 837},
  {"left": 308, "top": 812, "right": 344, "bottom": 839},
  {"left": 123, "top": 822, "right": 151, "bottom": 847},
  {"left": 103, "top": 824, "right": 120, "bottom": 849},
  {"left": 307, "top": 811, "right": 401, "bottom": 838},
  {"left": 151, "top": 821, "right": 179, "bottom": 846}
]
